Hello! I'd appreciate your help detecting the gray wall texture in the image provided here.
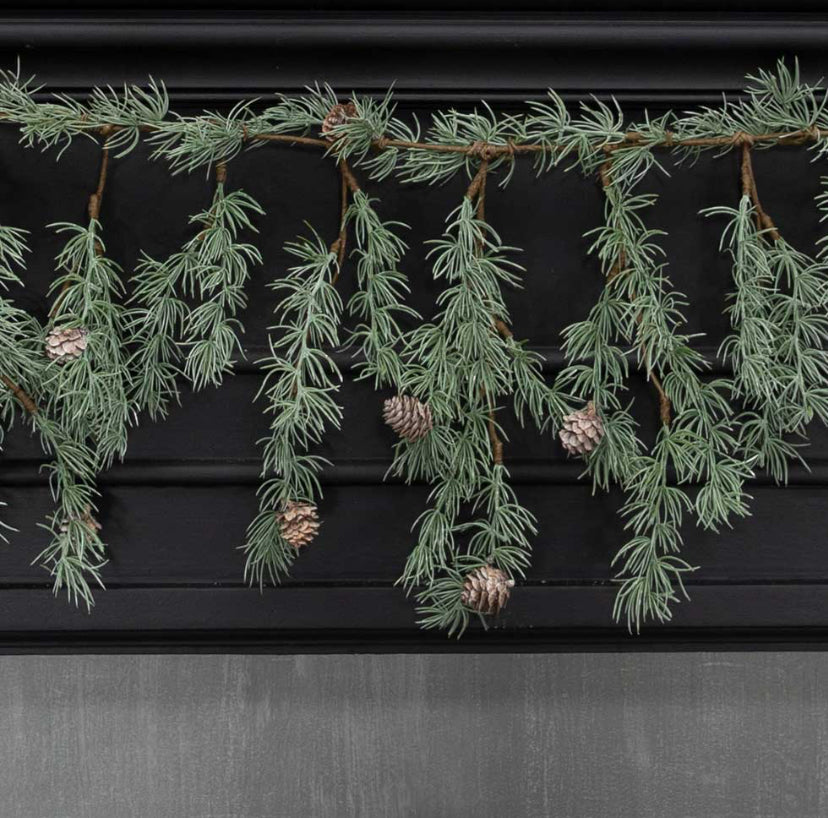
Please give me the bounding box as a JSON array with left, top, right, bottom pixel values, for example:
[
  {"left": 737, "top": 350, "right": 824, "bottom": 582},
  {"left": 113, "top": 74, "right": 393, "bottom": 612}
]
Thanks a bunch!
[{"left": 0, "top": 653, "right": 825, "bottom": 818}]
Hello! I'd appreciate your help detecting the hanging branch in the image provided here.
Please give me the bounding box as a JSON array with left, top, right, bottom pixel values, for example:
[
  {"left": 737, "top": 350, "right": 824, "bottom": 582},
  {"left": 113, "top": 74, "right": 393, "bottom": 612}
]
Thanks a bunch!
[
  {"left": 31, "top": 138, "right": 130, "bottom": 604},
  {"left": 243, "top": 153, "right": 359, "bottom": 585},
  {"left": 180, "top": 162, "right": 265, "bottom": 391},
  {"left": 597, "top": 157, "right": 672, "bottom": 427},
  {"left": 585, "top": 140, "right": 753, "bottom": 631},
  {"left": 705, "top": 138, "right": 828, "bottom": 484},
  {"left": 44, "top": 139, "right": 131, "bottom": 470},
  {"left": 344, "top": 185, "right": 418, "bottom": 391},
  {"left": 242, "top": 227, "right": 344, "bottom": 585},
  {"left": 0, "top": 225, "right": 38, "bottom": 418},
  {"left": 127, "top": 161, "right": 264, "bottom": 416},
  {"left": 0, "top": 222, "right": 106, "bottom": 606},
  {"left": 392, "top": 156, "right": 540, "bottom": 636}
]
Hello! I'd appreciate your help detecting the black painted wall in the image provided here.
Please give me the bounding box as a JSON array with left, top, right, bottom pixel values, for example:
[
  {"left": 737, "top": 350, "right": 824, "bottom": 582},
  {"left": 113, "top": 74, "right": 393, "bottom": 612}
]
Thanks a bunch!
[{"left": 1, "top": 8, "right": 827, "bottom": 650}]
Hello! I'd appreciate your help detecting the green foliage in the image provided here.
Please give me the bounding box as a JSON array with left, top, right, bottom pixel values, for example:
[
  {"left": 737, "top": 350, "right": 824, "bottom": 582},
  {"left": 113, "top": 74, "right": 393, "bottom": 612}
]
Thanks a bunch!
[
  {"left": 390, "top": 195, "right": 567, "bottom": 631},
  {"left": 33, "top": 412, "right": 106, "bottom": 608},
  {"left": 0, "top": 224, "right": 106, "bottom": 605},
  {"left": 149, "top": 100, "right": 255, "bottom": 174},
  {"left": 180, "top": 187, "right": 264, "bottom": 391},
  {"left": 706, "top": 197, "right": 828, "bottom": 483},
  {"left": 394, "top": 106, "right": 520, "bottom": 187},
  {"left": 242, "top": 227, "right": 343, "bottom": 586},
  {"left": 128, "top": 183, "right": 264, "bottom": 414},
  {"left": 0, "top": 64, "right": 167, "bottom": 158},
  {"left": 0, "top": 226, "right": 41, "bottom": 395},
  {"left": 260, "top": 85, "right": 398, "bottom": 165},
  {"left": 561, "top": 146, "right": 753, "bottom": 632},
  {"left": 44, "top": 220, "right": 132, "bottom": 470},
  {"left": 345, "top": 190, "right": 418, "bottom": 389},
  {"left": 673, "top": 59, "right": 828, "bottom": 163}
]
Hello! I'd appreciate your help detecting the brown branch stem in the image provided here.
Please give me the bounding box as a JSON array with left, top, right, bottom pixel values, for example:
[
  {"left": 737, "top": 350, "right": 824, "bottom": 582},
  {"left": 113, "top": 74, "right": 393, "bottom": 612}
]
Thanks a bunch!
[
  {"left": 31, "top": 119, "right": 825, "bottom": 161},
  {"left": 197, "top": 160, "right": 228, "bottom": 241},
  {"left": 248, "top": 125, "right": 826, "bottom": 159},
  {"left": 1, "top": 374, "right": 37, "bottom": 415},
  {"left": 740, "top": 140, "right": 781, "bottom": 241},
  {"left": 86, "top": 132, "right": 111, "bottom": 223},
  {"left": 488, "top": 407, "right": 504, "bottom": 466},
  {"left": 330, "top": 158, "right": 360, "bottom": 285}
]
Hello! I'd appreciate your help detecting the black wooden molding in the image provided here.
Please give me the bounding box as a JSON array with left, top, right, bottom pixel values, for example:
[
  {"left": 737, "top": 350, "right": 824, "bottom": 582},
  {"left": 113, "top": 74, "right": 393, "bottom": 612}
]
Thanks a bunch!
[{"left": 2, "top": 12, "right": 828, "bottom": 102}]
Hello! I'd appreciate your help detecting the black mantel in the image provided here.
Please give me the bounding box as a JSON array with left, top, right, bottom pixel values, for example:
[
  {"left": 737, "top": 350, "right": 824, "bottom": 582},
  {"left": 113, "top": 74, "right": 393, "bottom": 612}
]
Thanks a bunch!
[{"left": 1, "top": 5, "right": 828, "bottom": 652}]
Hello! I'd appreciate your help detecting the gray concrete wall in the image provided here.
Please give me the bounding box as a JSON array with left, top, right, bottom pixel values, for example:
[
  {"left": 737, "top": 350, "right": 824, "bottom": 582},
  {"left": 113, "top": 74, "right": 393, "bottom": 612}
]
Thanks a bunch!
[{"left": 0, "top": 653, "right": 824, "bottom": 818}]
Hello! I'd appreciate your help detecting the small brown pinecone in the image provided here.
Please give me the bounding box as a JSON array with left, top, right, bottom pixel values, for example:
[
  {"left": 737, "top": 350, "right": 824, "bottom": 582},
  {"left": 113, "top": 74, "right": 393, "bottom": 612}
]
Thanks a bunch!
[
  {"left": 46, "top": 326, "right": 88, "bottom": 364},
  {"left": 321, "top": 102, "right": 356, "bottom": 138},
  {"left": 383, "top": 395, "right": 433, "bottom": 442},
  {"left": 278, "top": 501, "right": 320, "bottom": 550},
  {"left": 559, "top": 401, "right": 604, "bottom": 456},
  {"left": 461, "top": 565, "right": 515, "bottom": 615},
  {"left": 59, "top": 508, "right": 101, "bottom": 537}
]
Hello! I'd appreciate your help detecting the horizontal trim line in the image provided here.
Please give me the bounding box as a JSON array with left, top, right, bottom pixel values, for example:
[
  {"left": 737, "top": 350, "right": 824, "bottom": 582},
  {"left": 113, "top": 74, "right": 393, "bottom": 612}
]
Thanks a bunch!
[
  {"left": 3, "top": 18, "right": 828, "bottom": 48},
  {"left": 3, "top": 586, "right": 828, "bottom": 652},
  {"left": 33, "top": 90, "right": 742, "bottom": 106},
  {"left": 0, "top": 458, "right": 825, "bottom": 487},
  {"left": 1, "top": 577, "right": 827, "bottom": 591}
]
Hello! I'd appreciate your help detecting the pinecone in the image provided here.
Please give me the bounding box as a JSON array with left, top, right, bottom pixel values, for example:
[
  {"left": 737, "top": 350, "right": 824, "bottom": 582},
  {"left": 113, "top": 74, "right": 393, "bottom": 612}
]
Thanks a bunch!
[
  {"left": 321, "top": 102, "right": 356, "bottom": 139},
  {"left": 59, "top": 508, "right": 101, "bottom": 537},
  {"left": 278, "top": 501, "right": 320, "bottom": 550},
  {"left": 46, "top": 326, "right": 88, "bottom": 364},
  {"left": 559, "top": 401, "right": 604, "bottom": 456},
  {"left": 383, "top": 395, "right": 433, "bottom": 442},
  {"left": 461, "top": 565, "right": 515, "bottom": 615}
]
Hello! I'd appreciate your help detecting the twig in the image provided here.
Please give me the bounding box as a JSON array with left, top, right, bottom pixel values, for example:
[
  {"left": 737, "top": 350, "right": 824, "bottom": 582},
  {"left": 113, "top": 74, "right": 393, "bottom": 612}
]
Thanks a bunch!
[
  {"left": 8, "top": 114, "right": 824, "bottom": 162},
  {"left": 739, "top": 138, "right": 781, "bottom": 241},
  {"left": 330, "top": 158, "right": 360, "bottom": 285},
  {"left": 1, "top": 374, "right": 37, "bottom": 415},
  {"left": 196, "top": 160, "right": 228, "bottom": 241},
  {"left": 250, "top": 125, "right": 826, "bottom": 159},
  {"left": 465, "top": 158, "right": 490, "bottom": 203},
  {"left": 86, "top": 132, "right": 112, "bottom": 223},
  {"left": 487, "top": 406, "right": 504, "bottom": 466}
]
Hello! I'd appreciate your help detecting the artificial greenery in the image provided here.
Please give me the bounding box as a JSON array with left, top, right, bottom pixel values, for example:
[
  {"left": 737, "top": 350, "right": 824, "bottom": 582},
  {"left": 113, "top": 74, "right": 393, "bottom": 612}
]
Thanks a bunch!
[{"left": 0, "top": 60, "right": 826, "bottom": 634}]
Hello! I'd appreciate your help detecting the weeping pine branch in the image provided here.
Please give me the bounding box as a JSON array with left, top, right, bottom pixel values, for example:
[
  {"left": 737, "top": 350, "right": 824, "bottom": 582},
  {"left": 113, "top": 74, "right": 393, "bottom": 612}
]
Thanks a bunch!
[{"left": 242, "top": 227, "right": 344, "bottom": 587}]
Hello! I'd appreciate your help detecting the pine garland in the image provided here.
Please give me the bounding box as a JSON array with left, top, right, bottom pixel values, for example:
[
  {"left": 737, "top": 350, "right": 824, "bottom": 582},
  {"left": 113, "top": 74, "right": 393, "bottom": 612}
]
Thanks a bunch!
[{"left": 0, "top": 59, "right": 825, "bottom": 634}]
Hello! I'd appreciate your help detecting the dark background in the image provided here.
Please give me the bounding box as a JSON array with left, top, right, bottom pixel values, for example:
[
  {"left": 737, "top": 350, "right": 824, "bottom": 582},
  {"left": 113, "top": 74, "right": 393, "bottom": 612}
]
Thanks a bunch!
[{"left": 1, "top": 7, "right": 827, "bottom": 650}]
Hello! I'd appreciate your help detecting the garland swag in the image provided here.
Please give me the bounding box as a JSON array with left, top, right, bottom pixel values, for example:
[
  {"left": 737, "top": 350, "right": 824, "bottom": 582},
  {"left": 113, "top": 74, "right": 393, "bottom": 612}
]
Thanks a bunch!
[{"left": 0, "top": 61, "right": 826, "bottom": 633}]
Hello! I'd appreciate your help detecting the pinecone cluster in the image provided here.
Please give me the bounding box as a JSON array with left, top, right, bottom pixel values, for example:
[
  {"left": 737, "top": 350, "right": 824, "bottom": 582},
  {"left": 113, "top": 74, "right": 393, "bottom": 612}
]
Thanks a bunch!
[
  {"left": 278, "top": 501, "right": 320, "bottom": 550},
  {"left": 383, "top": 395, "right": 433, "bottom": 442},
  {"left": 46, "top": 326, "right": 88, "bottom": 364},
  {"left": 559, "top": 401, "right": 604, "bottom": 456},
  {"left": 59, "top": 508, "right": 101, "bottom": 536},
  {"left": 461, "top": 565, "right": 515, "bottom": 615},
  {"left": 321, "top": 102, "right": 356, "bottom": 139}
]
